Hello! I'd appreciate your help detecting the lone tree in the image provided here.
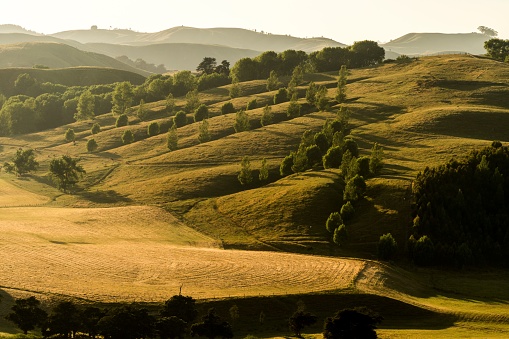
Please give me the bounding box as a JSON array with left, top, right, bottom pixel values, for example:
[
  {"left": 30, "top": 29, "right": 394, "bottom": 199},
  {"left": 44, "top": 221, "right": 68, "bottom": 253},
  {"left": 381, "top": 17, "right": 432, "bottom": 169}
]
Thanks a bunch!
[
  {"left": 147, "top": 122, "right": 160, "bottom": 137},
  {"left": 221, "top": 102, "right": 235, "bottom": 114},
  {"left": 115, "top": 114, "right": 129, "bottom": 127},
  {"left": 323, "top": 307, "right": 383, "bottom": 339},
  {"left": 161, "top": 294, "right": 198, "bottom": 324},
  {"left": 49, "top": 155, "right": 86, "bottom": 193},
  {"left": 234, "top": 110, "right": 250, "bottom": 133},
  {"left": 185, "top": 89, "right": 200, "bottom": 113},
  {"left": 75, "top": 90, "right": 95, "bottom": 121},
  {"left": 260, "top": 104, "right": 273, "bottom": 126},
  {"left": 87, "top": 138, "right": 98, "bottom": 153},
  {"left": 165, "top": 93, "right": 176, "bottom": 114},
  {"left": 194, "top": 104, "right": 209, "bottom": 122},
  {"left": 3, "top": 148, "right": 38, "bottom": 176},
  {"left": 198, "top": 119, "right": 211, "bottom": 143},
  {"left": 288, "top": 310, "right": 317, "bottom": 337},
  {"left": 378, "top": 233, "right": 398, "bottom": 260},
  {"left": 336, "top": 65, "right": 347, "bottom": 103},
  {"left": 238, "top": 156, "right": 253, "bottom": 185},
  {"left": 6, "top": 296, "right": 47, "bottom": 335},
  {"left": 137, "top": 99, "right": 148, "bottom": 121},
  {"left": 478, "top": 26, "right": 498, "bottom": 37},
  {"left": 65, "top": 128, "right": 75, "bottom": 144},
  {"left": 259, "top": 158, "right": 269, "bottom": 182},
  {"left": 173, "top": 110, "right": 188, "bottom": 128},
  {"left": 191, "top": 308, "right": 233, "bottom": 339},
  {"left": 369, "top": 142, "right": 384, "bottom": 175},
  {"left": 122, "top": 130, "right": 135, "bottom": 144},
  {"left": 91, "top": 122, "right": 101, "bottom": 134},
  {"left": 167, "top": 125, "right": 178, "bottom": 151},
  {"left": 266, "top": 70, "right": 282, "bottom": 91}
]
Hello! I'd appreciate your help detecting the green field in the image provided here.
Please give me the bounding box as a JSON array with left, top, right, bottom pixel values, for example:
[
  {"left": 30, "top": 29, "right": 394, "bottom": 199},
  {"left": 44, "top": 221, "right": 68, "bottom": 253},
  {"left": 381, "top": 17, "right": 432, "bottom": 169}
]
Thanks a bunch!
[{"left": 1, "top": 54, "right": 509, "bottom": 337}]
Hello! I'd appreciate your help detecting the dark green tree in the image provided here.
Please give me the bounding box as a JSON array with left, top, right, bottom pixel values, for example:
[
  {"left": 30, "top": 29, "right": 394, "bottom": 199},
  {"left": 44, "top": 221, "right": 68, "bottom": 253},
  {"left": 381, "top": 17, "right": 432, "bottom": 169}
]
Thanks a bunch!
[
  {"left": 323, "top": 307, "right": 382, "bottom": 339},
  {"left": 238, "top": 156, "right": 253, "bottom": 185},
  {"left": 246, "top": 98, "right": 258, "bottom": 110},
  {"left": 137, "top": 99, "right": 148, "bottom": 121},
  {"left": 91, "top": 122, "right": 101, "bottom": 134},
  {"left": 323, "top": 146, "right": 343, "bottom": 169},
  {"left": 288, "top": 310, "right": 317, "bottom": 337},
  {"left": 336, "top": 65, "right": 347, "bottom": 103},
  {"left": 274, "top": 87, "right": 289, "bottom": 104},
  {"left": 280, "top": 153, "right": 294, "bottom": 177},
  {"left": 260, "top": 104, "right": 274, "bottom": 126},
  {"left": 234, "top": 110, "right": 250, "bottom": 133},
  {"left": 229, "top": 81, "right": 242, "bottom": 99},
  {"left": 198, "top": 119, "right": 211, "bottom": 143},
  {"left": 333, "top": 224, "right": 348, "bottom": 246},
  {"left": 191, "top": 308, "right": 233, "bottom": 339},
  {"left": 306, "top": 81, "right": 318, "bottom": 106},
  {"left": 378, "top": 233, "right": 398, "bottom": 260},
  {"left": 112, "top": 81, "right": 134, "bottom": 115},
  {"left": 266, "top": 70, "right": 282, "bottom": 91},
  {"left": 369, "top": 142, "right": 384, "bottom": 175},
  {"left": 287, "top": 95, "right": 301, "bottom": 118},
  {"left": 49, "top": 155, "right": 86, "bottom": 193},
  {"left": 80, "top": 306, "right": 105, "bottom": 339},
  {"left": 197, "top": 57, "right": 217, "bottom": 75},
  {"left": 161, "top": 295, "right": 198, "bottom": 323},
  {"left": 259, "top": 158, "right": 269, "bottom": 182},
  {"left": 6, "top": 296, "right": 47, "bottom": 335},
  {"left": 194, "top": 104, "right": 209, "bottom": 122},
  {"left": 44, "top": 301, "right": 81, "bottom": 338},
  {"left": 315, "top": 85, "right": 329, "bottom": 111},
  {"left": 65, "top": 128, "right": 76, "bottom": 144},
  {"left": 87, "top": 138, "right": 98, "bottom": 153},
  {"left": 167, "top": 125, "right": 178, "bottom": 151},
  {"left": 173, "top": 110, "right": 188, "bottom": 128},
  {"left": 326, "top": 212, "right": 343, "bottom": 233},
  {"left": 3, "top": 148, "right": 38, "bottom": 176},
  {"left": 413, "top": 235, "right": 435, "bottom": 266},
  {"left": 75, "top": 90, "right": 95, "bottom": 121},
  {"left": 122, "top": 130, "right": 134, "bottom": 144},
  {"left": 157, "top": 316, "right": 187, "bottom": 339},
  {"left": 115, "top": 113, "right": 129, "bottom": 127},
  {"left": 185, "top": 89, "right": 200, "bottom": 113},
  {"left": 148, "top": 122, "right": 160, "bottom": 136},
  {"left": 221, "top": 102, "right": 235, "bottom": 114},
  {"left": 340, "top": 201, "right": 355, "bottom": 222},
  {"left": 484, "top": 38, "right": 509, "bottom": 61},
  {"left": 166, "top": 93, "right": 176, "bottom": 114}
]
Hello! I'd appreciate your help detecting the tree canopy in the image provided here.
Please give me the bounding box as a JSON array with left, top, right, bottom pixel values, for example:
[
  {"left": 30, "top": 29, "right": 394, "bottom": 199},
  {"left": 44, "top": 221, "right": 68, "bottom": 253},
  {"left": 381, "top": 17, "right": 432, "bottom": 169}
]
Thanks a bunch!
[{"left": 49, "top": 155, "right": 86, "bottom": 193}]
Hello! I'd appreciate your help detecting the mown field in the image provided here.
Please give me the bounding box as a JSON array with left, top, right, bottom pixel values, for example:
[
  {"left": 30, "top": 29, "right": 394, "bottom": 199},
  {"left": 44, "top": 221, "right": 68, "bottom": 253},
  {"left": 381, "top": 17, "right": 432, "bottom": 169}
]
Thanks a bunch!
[{"left": 1, "top": 55, "right": 509, "bottom": 337}]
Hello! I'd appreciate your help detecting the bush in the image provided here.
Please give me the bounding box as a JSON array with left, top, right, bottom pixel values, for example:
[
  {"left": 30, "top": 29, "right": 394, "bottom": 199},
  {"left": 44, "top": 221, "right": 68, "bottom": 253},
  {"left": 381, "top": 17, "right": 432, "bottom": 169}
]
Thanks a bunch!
[
  {"left": 273, "top": 88, "right": 288, "bottom": 104},
  {"left": 173, "top": 110, "right": 187, "bottom": 127},
  {"left": 287, "top": 99, "right": 301, "bottom": 118},
  {"left": 246, "top": 99, "right": 257, "bottom": 110},
  {"left": 115, "top": 114, "right": 128, "bottom": 127},
  {"left": 333, "top": 224, "right": 348, "bottom": 246},
  {"left": 326, "top": 212, "right": 343, "bottom": 233},
  {"left": 147, "top": 122, "right": 160, "bottom": 136},
  {"left": 86, "top": 139, "right": 98, "bottom": 153},
  {"left": 122, "top": 130, "right": 134, "bottom": 144},
  {"left": 343, "top": 175, "right": 366, "bottom": 202},
  {"left": 378, "top": 233, "right": 398, "bottom": 260},
  {"left": 340, "top": 201, "right": 355, "bottom": 221},
  {"left": 197, "top": 73, "right": 230, "bottom": 91},
  {"left": 323, "top": 146, "right": 343, "bottom": 169},
  {"left": 413, "top": 235, "right": 435, "bottom": 266},
  {"left": 194, "top": 104, "right": 209, "bottom": 122},
  {"left": 280, "top": 153, "right": 294, "bottom": 177},
  {"left": 221, "top": 102, "right": 235, "bottom": 114},
  {"left": 91, "top": 123, "right": 101, "bottom": 134}
]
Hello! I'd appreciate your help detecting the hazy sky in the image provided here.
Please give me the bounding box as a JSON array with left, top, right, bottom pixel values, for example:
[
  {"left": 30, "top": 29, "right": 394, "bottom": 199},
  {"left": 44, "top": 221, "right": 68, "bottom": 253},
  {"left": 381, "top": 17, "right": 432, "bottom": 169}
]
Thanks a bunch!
[{"left": 2, "top": 0, "right": 507, "bottom": 44}]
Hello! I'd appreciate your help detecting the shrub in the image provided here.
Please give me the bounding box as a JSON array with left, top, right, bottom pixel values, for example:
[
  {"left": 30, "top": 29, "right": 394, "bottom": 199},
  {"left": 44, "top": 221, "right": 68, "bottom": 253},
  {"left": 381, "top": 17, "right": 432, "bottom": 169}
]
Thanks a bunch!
[
  {"left": 343, "top": 175, "right": 366, "bottom": 202},
  {"left": 115, "top": 114, "right": 128, "bottom": 127},
  {"left": 86, "top": 139, "right": 98, "bottom": 153},
  {"left": 378, "top": 233, "right": 398, "bottom": 260},
  {"left": 221, "top": 102, "right": 235, "bottom": 114},
  {"left": 274, "top": 88, "right": 288, "bottom": 104},
  {"left": 340, "top": 201, "right": 355, "bottom": 221},
  {"left": 147, "top": 122, "right": 160, "bottom": 136},
  {"left": 122, "top": 130, "right": 134, "bottom": 144},
  {"left": 287, "top": 99, "right": 301, "bottom": 118},
  {"left": 173, "top": 111, "right": 187, "bottom": 127},
  {"left": 246, "top": 99, "right": 257, "bottom": 110},
  {"left": 326, "top": 212, "right": 343, "bottom": 233},
  {"left": 280, "top": 153, "right": 294, "bottom": 177},
  {"left": 91, "top": 123, "right": 101, "bottom": 134},
  {"left": 323, "top": 146, "right": 343, "bottom": 169},
  {"left": 333, "top": 224, "right": 348, "bottom": 246}
]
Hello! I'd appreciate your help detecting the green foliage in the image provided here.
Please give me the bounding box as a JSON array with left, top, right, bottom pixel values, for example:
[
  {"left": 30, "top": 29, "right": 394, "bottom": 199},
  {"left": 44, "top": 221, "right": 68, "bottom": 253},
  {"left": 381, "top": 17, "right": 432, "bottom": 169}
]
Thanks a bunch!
[
  {"left": 314, "top": 132, "right": 329, "bottom": 155},
  {"left": 323, "top": 146, "right": 343, "bottom": 169},
  {"left": 115, "top": 114, "right": 129, "bottom": 127},
  {"left": 197, "top": 57, "right": 217, "bottom": 75},
  {"left": 161, "top": 295, "right": 198, "bottom": 323},
  {"left": 156, "top": 316, "right": 187, "bottom": 339},
  {"left": 45, "top": 301, "right": 81, "bottom": 338},
  {"left": 112, "top": 81, "right": 134, "bottom": 115},
  {"left": 323, "top": 307, "right": 382, "bottom": 339},
  {"left": 246, "top": 98, "right": 258, "bottom": 110},
  {"left": 194, "top": 104, "right": 209, "bottom": 122},
  {"left": 185, "top": 89, "right": 200, "bottom": 113},
  {"left": 3, "top": 148, "right": 39, "bottom": 176},
  {"left": 378, "top": 233, "right": 398, "bottom": 260},
  {"left": 306, "top": 82, "right": 318, "bottom": 106},
  {"left": 191, "top": 308, "right": 233, "bottom": 339},
  {"left": 221, "top": 102, "right": 235, "bottom": 114},
  {"left": 484, "top": 38, "right": 509, "bottom": 61},
  {"left": 280, "top": 153, "right": 294, "bottom": 177},
  {"left": 87, "top": 138, "right": 98, "bottom": 153},
  {"left": 147, "top": 122, "right": 160, "bottom": 137},
  {"left": 260, "top": 104, "right": 273, "bottom": 126},
  {"left": 336, "top": 65, "right": 347, "bottom": 103},
  {"left": 167, "top": 125, "right": 178, "bottom": 151},
  {"left": 266, "top": 70, "right": 282, "bottom": 91},
  {"left": 173, "top": 110, "right": 187, "bottom": 128},
  {"left": 315, "top": 85, "right": 329, "bottom": 111},
  {"left": 356, "top": 156, "right": 371, "bottom": 178},
  {"left": 259, "top": 158, "right": 269, "bottom": 182},
  {"left": 288, "top": 310, "right": 317, "bottom": 337},
  {"left": 229, "top": 81, "right": 242, "bottom": 99},
  {"left": 49, "top": 155, "right": 86, "bottom": 193},
  {"left": 165, "top": 93, "right": 176, "bottom": 114},
  {"left": 91, "top": 122, "right": 101, "bottom": 134},
  {"left": 287, "top": 96, "right": 301, "bottom": 118},
  {"left": 287, "top": 65, "right": 304, "bottom": 98},
  {"left": 234, "top": 110, "right": 250, "bottom": 133},
  {"left": 340, "top": 201, "right": 355, "bottom": 221},
  {"left": 349, "top": 40, "right": 385, "bottom": 67},
  {"left": 198, "top": 119, "right": 211, "bottom": 143},
  {"left": 333, "top": 224, "right": 348, "bottom": 246},
  {"left": 413, "top": 235, "right": 435, "bottom": 266},
  {"left": 273, "top": 88, "right": 288, "bottom": 104},
  {"left": 306, "top": 144, "right": 322, "bottom": 168},
  {"left": 172, "top": 70, "right": 197, "bottom": 97},
  {"left": 230, "top": 57, "right": 258, "bottom": 82},
  {"left": 310, "top": 47, "right": 350, "bottom": 72},
  {"left": 326, "top": 212, "right": 343, "bottom": 233},
  {"left": 6, "top": 296, "right": 47, "bottom": 335},
  {"left": 369, "top": 142, "right": 384, "bottom": 175},
  {"left": 137, "top": 99, "right": 148, "bottom": 121},
  {"left": 122, "top": 129, "right": 134, "bottom": 144},
  {"left": 342, "top": 138, "right": 359, "bottom": 157},
  {"left": 238, "top": 156, "right": 253, "bottom": 186},
  {"left": 343, "top": 175, "right": 366, "bottom": 202},
  {"left": 65, "top": 128, "right": 75, "bottom": 143},
  {"left": 75, "top": 90, "right": 95, "bottom": 121}
]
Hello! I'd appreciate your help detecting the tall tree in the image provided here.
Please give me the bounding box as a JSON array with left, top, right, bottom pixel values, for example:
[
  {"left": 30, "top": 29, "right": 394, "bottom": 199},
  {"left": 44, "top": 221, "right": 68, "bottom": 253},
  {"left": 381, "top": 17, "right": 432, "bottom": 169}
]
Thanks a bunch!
[
  {"left": 65, "top": 128, "right": 76, "bottom": 144},
  {"left": 336, "top": 65, "right": 347, "bottom": 103},
  {"left": 197, "top": 57, "right": 217, "bottom": 75},
  {"left": 167, "top": 124, "right": 178, "bottom": 151},
  {"left": 238, "top": 156, "right": 253, "bottom": 185},
  {"left": 198, "top": 119, "right": 211, "bottom": 143},
  {"left": 6, "top": 296, "right": 47, "bottom": 335},
  {"left": 259, "top": 158, "right": 269, "bottom": 182},
  {"left": 49, "top": 155, "right": 86, "bottom": 193},
  {"left": 478, "top": 26, "right": 498, "bottom": 37},
  {"left": 112, "top": 81, "right": 134, "bottom": 115},
  {"left": 484, "top": 38, "right": 509, "bottom": 61},
  {"left": 260, "top": 104, "right": 273, "bottom": 126},
  {"left": 266, "top": 70, "right": 282, "bottom": 91},
  {"left": 75, "top": 90, "right": 95, "bottom": 121},
  {"left": 161, "top": 295, "right": 198, "bottom": 324},
  {"left": 185, "top": 89, "right": 200, "bottom": 113},
  {"left": 288, "top": 310, "right": 317, "bottom": 337},
  {"left": 137, "top": 99, "right": 148, "bottom": 121},
  {"left": 234, "top": 110, "right": 250, "bottom": 133}
]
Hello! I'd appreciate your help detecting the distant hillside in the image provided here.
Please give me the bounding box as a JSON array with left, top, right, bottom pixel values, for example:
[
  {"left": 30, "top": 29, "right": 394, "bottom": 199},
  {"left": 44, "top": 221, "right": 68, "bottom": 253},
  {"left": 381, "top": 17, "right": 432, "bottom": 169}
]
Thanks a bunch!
[
  {"left": 0, "top": 67, "right": 145, "bottom": 96},
  {"left": 0, "top": 24, "right": 39, "bottom": 35},
  {"left": 87, "top": 42, "right": 262, "bottom": 71},
  {"left": 382, "top": 32, "right": 489, "bottom": 56},
  {"left": 0, "top": 42, "right": 150, "bottom": 76},
  {"left": 52, "top": 26, "right": 346, "bottom": 52}
]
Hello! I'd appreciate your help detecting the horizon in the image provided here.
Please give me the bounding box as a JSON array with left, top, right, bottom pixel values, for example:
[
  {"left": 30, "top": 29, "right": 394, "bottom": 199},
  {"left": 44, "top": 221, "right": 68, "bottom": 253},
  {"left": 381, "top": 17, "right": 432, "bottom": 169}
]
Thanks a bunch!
[{"left": 1, "top": 0, "right": 508, "bottom": 44}]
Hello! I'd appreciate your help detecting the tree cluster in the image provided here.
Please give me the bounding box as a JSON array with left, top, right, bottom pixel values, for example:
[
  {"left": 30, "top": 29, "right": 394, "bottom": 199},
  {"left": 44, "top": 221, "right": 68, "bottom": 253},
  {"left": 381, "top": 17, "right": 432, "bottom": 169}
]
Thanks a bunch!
[
  {"left": 410, "top": 142, "right": 509, "bottom": 267},
  {"left": 484, "top": 38, "right": 509, "bottom": 62}
]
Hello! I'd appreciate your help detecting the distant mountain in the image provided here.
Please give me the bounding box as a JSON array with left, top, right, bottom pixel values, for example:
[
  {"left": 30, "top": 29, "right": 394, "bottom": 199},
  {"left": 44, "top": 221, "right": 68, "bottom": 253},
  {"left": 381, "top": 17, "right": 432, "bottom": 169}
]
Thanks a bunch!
[
  {"left": 382, "top": 33, "right": 489, "bottom": 56},
  {"left": 0, "top": 42, "right": 150, "bottom": 76},
  {"left": 0, "top": 24, "right": 39, "bottom": 35},
  {"left": 52, "top": 26, "right": 346, "bottom": 53}
]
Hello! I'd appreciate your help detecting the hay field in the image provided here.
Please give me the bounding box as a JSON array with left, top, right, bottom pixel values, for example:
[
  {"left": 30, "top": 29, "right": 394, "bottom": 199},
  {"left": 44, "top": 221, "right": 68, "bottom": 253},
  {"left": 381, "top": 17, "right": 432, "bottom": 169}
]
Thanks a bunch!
[{"left": 0, "top": 179, "right": 50, "bottom": 207}]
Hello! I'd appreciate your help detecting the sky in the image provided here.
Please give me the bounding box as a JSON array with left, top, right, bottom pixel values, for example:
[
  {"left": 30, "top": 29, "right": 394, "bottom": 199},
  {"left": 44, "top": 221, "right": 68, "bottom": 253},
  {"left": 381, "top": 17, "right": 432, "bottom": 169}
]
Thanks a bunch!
[{"left": 1, "top": 0, "right": 508, "bottom": 44}]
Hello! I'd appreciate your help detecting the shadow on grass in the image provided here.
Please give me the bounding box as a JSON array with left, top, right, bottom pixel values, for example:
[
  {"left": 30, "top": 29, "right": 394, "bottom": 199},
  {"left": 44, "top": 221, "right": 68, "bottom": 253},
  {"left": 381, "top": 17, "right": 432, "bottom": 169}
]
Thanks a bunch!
[{"left": 80, "top": 189, "right": 132, "bottom": 204}]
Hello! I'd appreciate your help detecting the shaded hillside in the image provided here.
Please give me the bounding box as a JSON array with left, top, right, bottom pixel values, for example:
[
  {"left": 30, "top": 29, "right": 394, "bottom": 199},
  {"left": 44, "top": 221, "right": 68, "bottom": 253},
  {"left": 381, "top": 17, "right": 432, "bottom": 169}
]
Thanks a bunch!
[
  {"left": 87, "top": 42, "right": 262, "bottom": 71},
  {"left": 0, "top": 32, "right": 88, "bottom": 50},
  {"left": 0, "top": 42, "right": 150, "bottom": 76},
  {"left": 52, "top": 26, "right": 346, "bottom": 52},
  {"left": 0, "top": 67, "right": 145, "bottom": 96},
  {"left": 382, "top": 32, "right": 489, "bottom": 56}
]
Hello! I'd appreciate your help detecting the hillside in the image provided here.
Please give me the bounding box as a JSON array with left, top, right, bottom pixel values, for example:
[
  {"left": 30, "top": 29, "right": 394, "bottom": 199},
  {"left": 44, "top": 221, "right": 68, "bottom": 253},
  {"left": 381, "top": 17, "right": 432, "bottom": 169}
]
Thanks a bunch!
[
  {"left": 382, "top": 32, "right": 489, "bottom": 55},
  {"left": 0, "top": 42, "right": 150, "bottom": 76}
]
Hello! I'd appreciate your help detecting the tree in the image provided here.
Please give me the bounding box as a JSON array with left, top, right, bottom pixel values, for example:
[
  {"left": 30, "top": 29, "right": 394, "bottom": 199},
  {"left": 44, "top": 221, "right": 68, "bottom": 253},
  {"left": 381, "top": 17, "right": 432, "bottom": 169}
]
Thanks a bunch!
[
  {"left": 234, "top": 110, "right": 250, "bottom": 132},
  {"left": 274, "top": 87, "right": 289, "bottom": 104},
  {"left": 91, "top": 122, "right": 101, "bottom": 134},
  {"left": 161, "top": 295, "right": 198, "bottom": 324},
  {"left": 349, "top": 40, "right": 385, "bottom": 68},
  {"left": 315, "top": 85, "right": 329, "bottom": 111},
  {"left": 246, "top": 98, "right": 257, "bottom": 110},
  {"left": 166, "top": 93, "right": 176, "bottom": 114},
  {"left": 238, "top": 156, "right": 253, "bottom": 185},
  {"left": 221, "top": 102, "right": 235, "bottom": 114},
  {"left": 87, "top": 138, "right": 98, "bottom": 153},
  {"left": 306, "top": 82, "right": 318, "bottom": 106},
  {"left": 266, "top": 70, "right": 282, "bottom": 91},
  {"left": 260, "top": 104, "right": 274, "bottom": 126},
  {"left": 81, "top": 306, "right": 105, "bottom": 339},
  {"left": 191, "top": 308, "right": 233, "bottom": 339},
  {"left": 369, "top": 142, "right": 384, "bottom": 175},
  {"left": 413, "top": 235, "right": 435, "bottom": 266},
  {"left": 112, "top": 81, "right": 134, "bottom": 115},
  {"left": 333, "top": 224, "right": 348, "bottom": 246},
  {"left": 230, "top": 57, "right": 258, "bottom": 82},
  {"left": 173, "top": 110, "right": 187, "bottom": 127},
  {"left": 197, "top": 57, "right": 217, "bottom": 75},
  {"left": 323, "top": 307, "right": 382, "bottom": 339},
  {"left": 478, "top": 26, "right": 498, "bottom": 37},
  {"left": 229, "top": 81, "right": 242, "bottom": 98},
  {"left": 288, "top": 310, "right": 317, "bottom": 337},
  {"left": 287, "top": 95, "right": 301, "bottom": 118},
  {"left": 326, "top": 212, "right": 343, "bottom": 233},
  {"left": 167, "top": 125, "right": 178, "bottom": 151},
  {"left": 65, "top": 128, "right": 75, "bottom": 144},
  {"left": 378, "top": 233, "right": 398, "bottom": 260},
  {"left": 229, "top": 305, "right": 239, "bottom": 327},
  {"left": 122, "top": 130, "right": 134, "bottom": 144},
  {"left": 259, "top": 158, "right": 269, "bottom": 182},
  {"left": 157, "top": 316, "right": 187, "bottom": 339},
  {"left": 49, "top": 155, "right": 86, "bottom": 192},
  {"left": 288, "top": 65, "right": 304, "bottom": 98},
  {"left": 44, "top": 301, "right": 81, "bottom": 338},
  {"left": 340, "top": 201, "right": 355, "bottom": 222},
  {"left": 280, "top": 153, "right": 294, "bottom": 177},
  {"left": 336, "top": 65, "right": 347, "bottom": 103},
  {"left": 75, "top": 90, "right": 95, "bottom": 121},
  {"left": 343, "top": 175, "right": 366, "bottom": 202},
  {"left": 98, "top": 305, "right": 155, "bottom": 339},
  {"left": 198, "top": 119, "right": 211, "bottom": 143},
  {"left": 6, "top": 296, "right": 47, "bottom": 335},
  {"left": 484, "top": 38, "right": 509, "bottom": 61},
  {"left": 137, "top": 99, "right": 148, "bottom": 121},
  {"left": 194, "top": 104, "right": 209, "bottom": 122},
  {"left": 323, "top": 146, "right": 342, "bottom": 169},
  {"left": 115, "top": 113, "right": 129, "bottom": 127},
  {"left": 185, "top": 89, "right": 200, "bottom": 113},
  {"left": 3, "top": 148, "right": 38, "bottom": 176},
  {"left": 215, "top": 59, "right": 230, "bottom": 76},
  {"left": 148, "top": 122, "right": 160, "bottom": 137}
]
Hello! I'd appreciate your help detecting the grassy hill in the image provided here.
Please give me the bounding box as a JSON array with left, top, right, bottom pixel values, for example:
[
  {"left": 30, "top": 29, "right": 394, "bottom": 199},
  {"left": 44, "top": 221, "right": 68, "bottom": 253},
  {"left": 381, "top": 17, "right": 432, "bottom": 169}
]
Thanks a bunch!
[
  {"left": 1, "top": 54, "right": 509, "bottom": 337},
  {"left": 0, "top": 42, "right": 150, "bottom": 76}
]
